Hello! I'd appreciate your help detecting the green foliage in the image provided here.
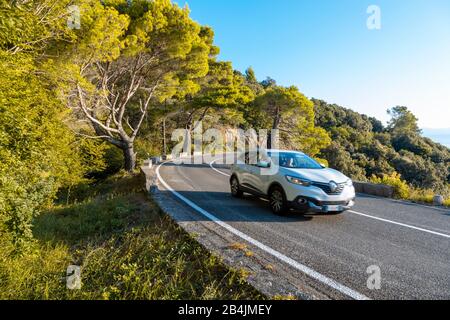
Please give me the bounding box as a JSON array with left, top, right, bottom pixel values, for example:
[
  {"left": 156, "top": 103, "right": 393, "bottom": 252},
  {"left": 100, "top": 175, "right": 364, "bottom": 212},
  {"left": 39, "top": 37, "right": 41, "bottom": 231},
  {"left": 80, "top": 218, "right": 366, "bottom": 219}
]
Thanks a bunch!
[
  {"left": 260, "top": 77, "right": 277, "bottom": 89},
  {"left": 391, "top": 150, "right": 448, "bottom": 191},
  {"left": 76, "top": 138, "right": 109, "bottom": 176},
  {"left": 0, "top": 0, "right": 74, "bottom": 53},
  {"left": 369, "top": 117, "right": 384, "bottom": 133},
  {"left": 241, "top": 67, "right": 264, "bottom": 96},
  {"left": 72, "top": 0, "right": 129, "bottom": 62},
  {"left": 0, "top": 1, "right": 109, "bottom": 248},
  {"left": 387, "top": 106, "right": 421, "bottom": 134},
  {"left": 322, "top": 142, "right": 367, "bottom": 180},
  {"left": 370, "top": 172, "right": 410, "bottom": 199},
  {"left": 408, "top": 188, "right": 436, "bottom": 204},
  {"left": 0, "top": 51, "right": 94, "bottom": 248},
  {"left": 245, "top": 67, "right": 257, "bottom": 83},
  {"left": 444, "top": 198, "right": 450, "bottom": 207},
  {"left": 134, "top": 137, "right": 161, "bottom": 161},
  {"left": 0, "top": 174, "right": 263, "bottom": 300},
  {"left": 184, "top": 61, "right": 255, "bottom": 127},
  {"left": 392, "top": 133, "right": 433, "bottom": 156},
  {"left": 253, "top": 86, "right": 307, "bottom": 129},
  {"left": 314, "top": 99, "right": 450, "bottom": 194},
  {"left": 243, "top": 86, "right": 330, "bottom": 156},
  {"left": 64, "top": 0, "right": 215, "bottom": 171}
]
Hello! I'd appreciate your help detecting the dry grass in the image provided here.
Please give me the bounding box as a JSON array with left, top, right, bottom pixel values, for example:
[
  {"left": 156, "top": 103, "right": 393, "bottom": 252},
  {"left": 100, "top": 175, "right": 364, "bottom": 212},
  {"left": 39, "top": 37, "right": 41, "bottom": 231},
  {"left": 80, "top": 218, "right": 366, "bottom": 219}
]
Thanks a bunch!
[
  {"left": 264, "top": 264, "right": 275, "bottom": 272},
  {"left": 0, "top": 172, "right": 264, "bottom": 300},
  {"left": 273, "top": 294, "right": 296, "bottom": 300},
  {"left": 408, "top": 188, "right": 450, "bottom": 207},
  {"left": 229, "top": 243, "right": 248, "bottom": 251},
  {"left": 244, "top": 250, "right": 255, "bottom": 257}
]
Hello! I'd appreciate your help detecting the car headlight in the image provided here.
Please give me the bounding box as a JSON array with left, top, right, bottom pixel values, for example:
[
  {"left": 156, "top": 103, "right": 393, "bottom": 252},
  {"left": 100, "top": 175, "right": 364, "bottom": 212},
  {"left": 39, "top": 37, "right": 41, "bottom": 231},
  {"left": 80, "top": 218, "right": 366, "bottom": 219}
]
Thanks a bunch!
[
  {"left": 286, "top": 175, "right": 311, "bottom": 187},
  {"left": 346, "top": 179, "right": 353, "bottom": 186}
]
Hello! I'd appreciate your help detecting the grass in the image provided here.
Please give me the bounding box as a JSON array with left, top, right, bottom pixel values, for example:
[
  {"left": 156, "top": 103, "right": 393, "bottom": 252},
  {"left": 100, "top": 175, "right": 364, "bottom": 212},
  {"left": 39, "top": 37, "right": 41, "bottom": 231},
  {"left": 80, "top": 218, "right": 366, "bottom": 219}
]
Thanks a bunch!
[
  {"left": 229, "top": 243, "right": 248, "bottom": 251},
  {"left": 408, "top": 188, "right": 435, "bottom": 205},
  {"left": 406, "top": 187, "right": 450, "bottom": 207},
  {"left": 0, "top": 172, "right": 264, "bottom": 300},
  {"left": 369, "top": 173, "right": 450, "bottom": 207}
]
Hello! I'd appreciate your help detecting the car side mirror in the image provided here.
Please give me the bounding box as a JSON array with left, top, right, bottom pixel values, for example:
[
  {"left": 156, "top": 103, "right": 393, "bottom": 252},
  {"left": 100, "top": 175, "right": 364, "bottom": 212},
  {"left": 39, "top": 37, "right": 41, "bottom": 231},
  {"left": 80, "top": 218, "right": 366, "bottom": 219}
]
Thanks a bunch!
[{"left": 257, "top": 161, "right": 271, "bottom": 168}]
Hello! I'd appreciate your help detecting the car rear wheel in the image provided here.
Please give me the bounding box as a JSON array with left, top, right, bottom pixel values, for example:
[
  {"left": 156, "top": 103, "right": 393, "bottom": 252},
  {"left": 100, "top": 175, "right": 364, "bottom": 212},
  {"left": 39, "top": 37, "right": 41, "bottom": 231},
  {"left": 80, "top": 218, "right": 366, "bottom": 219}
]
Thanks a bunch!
[
  {"left": 230, "top": 176, "right": 243, "bottom": 198},
  {"left": 269, "top": 186, "right": 289, "bottom": 215}
]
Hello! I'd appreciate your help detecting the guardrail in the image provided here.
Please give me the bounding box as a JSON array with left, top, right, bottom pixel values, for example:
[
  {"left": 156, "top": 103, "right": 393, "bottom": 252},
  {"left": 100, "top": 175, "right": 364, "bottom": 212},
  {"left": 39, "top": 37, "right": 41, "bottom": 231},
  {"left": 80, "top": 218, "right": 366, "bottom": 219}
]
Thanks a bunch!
[{"left": 353, "top": 181, "right": 394, "bottom": 198}]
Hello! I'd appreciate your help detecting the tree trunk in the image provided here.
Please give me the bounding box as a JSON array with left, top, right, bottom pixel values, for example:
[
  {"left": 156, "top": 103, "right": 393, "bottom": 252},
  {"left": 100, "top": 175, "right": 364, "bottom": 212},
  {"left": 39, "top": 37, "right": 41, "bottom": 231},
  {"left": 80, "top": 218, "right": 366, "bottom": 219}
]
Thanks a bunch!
[
  {"left": 162, "top": 117, "right": 167, "bottom": 157},
  {"left": 267, "top": 133, "right": 273, "bottom": 150},
  {"left": 123, "top": 143, "right": 136, "bottom": 172},
  {"left": 268, "top": 107, "right": 281, "bottom": 149}
]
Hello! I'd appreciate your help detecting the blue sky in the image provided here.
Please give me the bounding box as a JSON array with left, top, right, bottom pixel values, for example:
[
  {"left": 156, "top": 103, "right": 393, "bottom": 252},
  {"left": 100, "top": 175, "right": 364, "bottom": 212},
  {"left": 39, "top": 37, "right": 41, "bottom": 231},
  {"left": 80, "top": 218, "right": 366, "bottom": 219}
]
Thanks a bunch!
[{"left": 175, "top": 0, "right": 450, "bottom": 129}]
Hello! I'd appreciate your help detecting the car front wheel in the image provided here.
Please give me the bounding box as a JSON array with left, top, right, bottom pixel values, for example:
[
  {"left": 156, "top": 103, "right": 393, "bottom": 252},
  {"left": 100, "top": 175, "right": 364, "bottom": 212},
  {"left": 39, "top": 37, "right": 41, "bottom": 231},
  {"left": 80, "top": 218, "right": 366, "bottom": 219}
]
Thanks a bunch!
[{"left": 269, "top": 186, "right": 289, "bottom": 215}]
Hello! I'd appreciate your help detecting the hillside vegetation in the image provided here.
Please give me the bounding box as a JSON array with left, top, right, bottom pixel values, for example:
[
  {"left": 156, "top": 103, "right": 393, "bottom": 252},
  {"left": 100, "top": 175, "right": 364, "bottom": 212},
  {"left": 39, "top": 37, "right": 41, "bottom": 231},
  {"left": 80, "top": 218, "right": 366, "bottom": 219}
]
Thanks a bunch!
[
  {"left": 313, "top": 100, "right": 450, "bottom": 199},
  {"left": 0, "top": 173, "right": 263, "bottom": 299}
]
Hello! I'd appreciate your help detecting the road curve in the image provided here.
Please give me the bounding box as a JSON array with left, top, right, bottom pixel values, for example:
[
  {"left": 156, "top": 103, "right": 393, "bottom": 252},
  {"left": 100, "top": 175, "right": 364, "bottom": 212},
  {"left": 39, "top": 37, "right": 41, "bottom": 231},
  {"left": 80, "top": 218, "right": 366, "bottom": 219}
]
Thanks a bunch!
[{"left": 157, "top": 156, "right": 450, "bottom": 300}]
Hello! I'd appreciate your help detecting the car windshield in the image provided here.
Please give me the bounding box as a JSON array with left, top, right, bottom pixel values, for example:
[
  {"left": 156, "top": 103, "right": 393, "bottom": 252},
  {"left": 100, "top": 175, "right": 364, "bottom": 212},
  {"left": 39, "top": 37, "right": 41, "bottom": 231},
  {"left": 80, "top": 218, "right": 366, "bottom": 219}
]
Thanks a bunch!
[{"left": 268, "top": 152, "right": 323, "bottom": 169}]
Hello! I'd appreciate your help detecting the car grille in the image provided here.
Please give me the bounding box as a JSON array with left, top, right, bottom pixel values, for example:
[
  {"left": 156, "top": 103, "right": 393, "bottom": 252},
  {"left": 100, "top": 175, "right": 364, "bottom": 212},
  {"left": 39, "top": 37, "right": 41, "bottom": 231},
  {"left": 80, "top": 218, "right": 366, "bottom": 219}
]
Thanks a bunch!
[{"left": 312, "top": 182, "right": 346, "bottom": 195}]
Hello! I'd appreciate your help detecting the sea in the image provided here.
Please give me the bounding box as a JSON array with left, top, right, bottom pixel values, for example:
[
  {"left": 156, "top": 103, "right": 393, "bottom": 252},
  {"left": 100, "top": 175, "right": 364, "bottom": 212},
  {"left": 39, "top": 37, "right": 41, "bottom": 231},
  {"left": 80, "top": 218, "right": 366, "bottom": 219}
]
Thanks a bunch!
[{"left": 422, "top": 128, "right": 450, "bottom": 148}]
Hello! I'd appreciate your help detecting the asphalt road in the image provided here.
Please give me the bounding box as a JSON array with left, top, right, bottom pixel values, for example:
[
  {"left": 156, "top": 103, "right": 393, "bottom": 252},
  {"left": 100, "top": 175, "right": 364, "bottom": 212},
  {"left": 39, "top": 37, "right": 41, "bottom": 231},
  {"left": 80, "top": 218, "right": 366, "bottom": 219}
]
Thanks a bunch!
[{"left": 157, "top": 157, "right": 450, "bottom": 300}]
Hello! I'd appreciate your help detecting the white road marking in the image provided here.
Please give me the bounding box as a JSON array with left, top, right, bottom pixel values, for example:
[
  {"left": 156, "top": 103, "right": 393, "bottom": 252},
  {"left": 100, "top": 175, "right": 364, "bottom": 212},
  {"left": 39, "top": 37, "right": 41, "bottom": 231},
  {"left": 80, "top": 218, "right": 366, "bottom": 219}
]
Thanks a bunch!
[
  {"left": 157, "top": 160, "right": 370, "bottom": 300},
  {"left": 209, "top": 159, "right": 231, "bottom": 177},
  {"left": 209, "top": 159, "right": 450, "bottom": 239},
  {"left": 357, "top": 193, "right": 450, "bottom": 213},
  {"left": 349, "top": 210, "right": 450, "bottom": 239}
]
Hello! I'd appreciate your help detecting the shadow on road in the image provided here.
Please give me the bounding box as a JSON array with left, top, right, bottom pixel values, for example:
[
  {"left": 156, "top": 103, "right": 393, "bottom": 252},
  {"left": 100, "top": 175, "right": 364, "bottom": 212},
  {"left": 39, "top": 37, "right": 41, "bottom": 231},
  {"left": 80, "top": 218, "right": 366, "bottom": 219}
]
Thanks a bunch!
[
  {"left": 161, "top": 162, "right": 232, "bottom": 170},
  {"left": 157, "top": 162, "right": 347, "bottom": 223},
  {"left": 157, "top": 189, "right": 349, "bottom": 223}
]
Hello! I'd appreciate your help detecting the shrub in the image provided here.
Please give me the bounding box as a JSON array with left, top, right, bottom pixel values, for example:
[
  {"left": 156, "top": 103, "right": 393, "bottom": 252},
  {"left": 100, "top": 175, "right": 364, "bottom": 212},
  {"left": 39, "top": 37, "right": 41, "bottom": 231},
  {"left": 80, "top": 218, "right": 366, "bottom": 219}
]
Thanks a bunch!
[
  {"left": 444, "top": 198, "right": 450, "bottom": 207},
  {"left": 0, "top": 50, "right": 106, "bottom": 249},
  {"left": 370, "top": 172, "right": 410, "bottom": 199},
  {"left": 408, "top": 188, "right": 435, "bottom": 204}
]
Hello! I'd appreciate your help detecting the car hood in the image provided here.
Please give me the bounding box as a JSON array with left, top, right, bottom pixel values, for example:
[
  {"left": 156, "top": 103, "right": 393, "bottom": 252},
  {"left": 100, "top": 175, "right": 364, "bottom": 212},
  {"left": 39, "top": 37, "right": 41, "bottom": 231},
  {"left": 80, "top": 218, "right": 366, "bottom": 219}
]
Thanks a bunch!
[{"left": 283, "top": 167, "right": 349, "bottom": 184}]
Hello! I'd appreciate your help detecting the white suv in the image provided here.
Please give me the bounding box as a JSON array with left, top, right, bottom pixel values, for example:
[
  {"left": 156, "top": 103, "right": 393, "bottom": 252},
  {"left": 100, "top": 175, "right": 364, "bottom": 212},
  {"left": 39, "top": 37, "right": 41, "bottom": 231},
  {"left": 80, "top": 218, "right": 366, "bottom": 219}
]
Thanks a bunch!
[{"left": 230, "top": 150, "right": 355, "bottom": 215}]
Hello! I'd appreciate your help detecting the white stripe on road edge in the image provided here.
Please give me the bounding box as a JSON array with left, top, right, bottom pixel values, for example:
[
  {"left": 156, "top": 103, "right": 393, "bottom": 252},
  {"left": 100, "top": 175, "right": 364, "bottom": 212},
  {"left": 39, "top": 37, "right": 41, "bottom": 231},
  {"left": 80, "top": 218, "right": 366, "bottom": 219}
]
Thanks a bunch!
[
  {"left": 157, "top": 161, "right": 370, "bottom": 300},
  {"left": 349, "top": 210, "right": 450, "bottom": 239},
  {"left": 209, "top": 159, "right": 231, "bottom": 177},
  {"left": 208, "top": 160, "right": 450, "bottom": 240},
  {"left": 357, "top": 193, "right": 450, "bottom": 213}
]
